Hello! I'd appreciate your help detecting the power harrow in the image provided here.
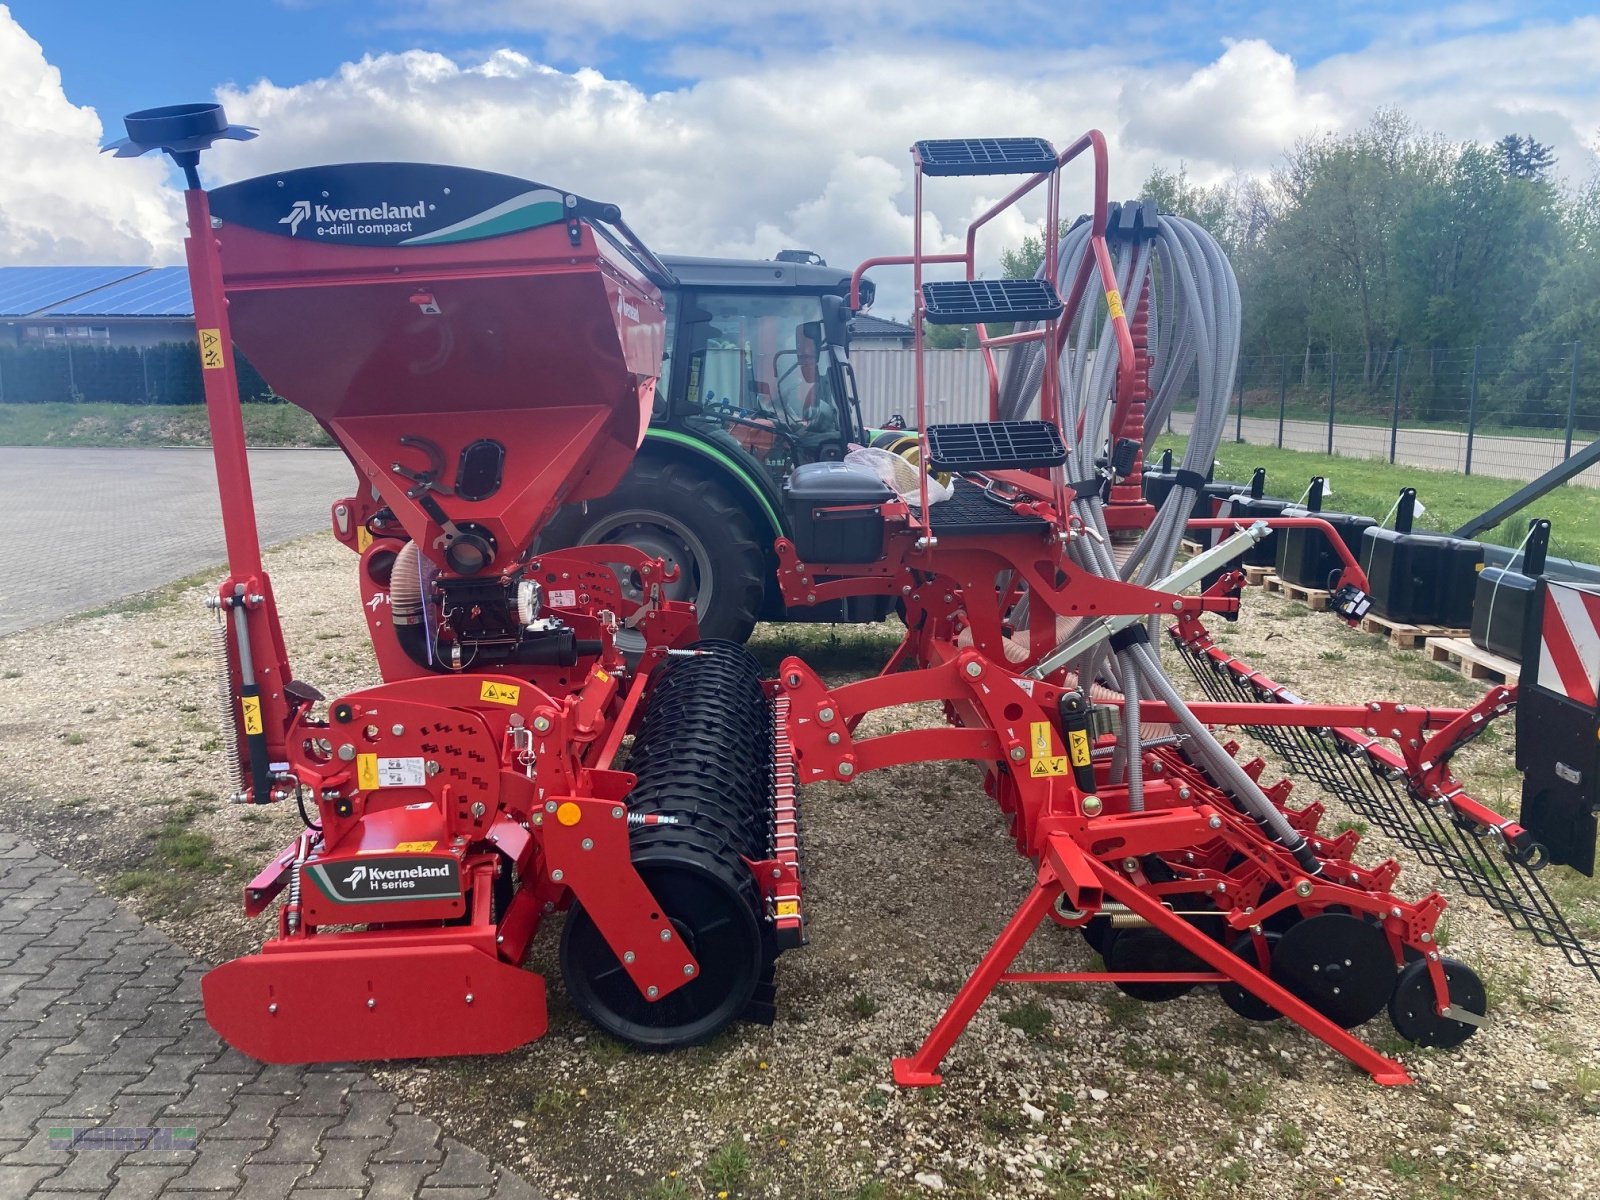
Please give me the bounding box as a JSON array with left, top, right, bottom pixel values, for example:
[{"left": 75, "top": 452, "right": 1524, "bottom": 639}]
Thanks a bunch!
[{"left": 112, "top": 107, "right": 1600, "bottom": 1086}]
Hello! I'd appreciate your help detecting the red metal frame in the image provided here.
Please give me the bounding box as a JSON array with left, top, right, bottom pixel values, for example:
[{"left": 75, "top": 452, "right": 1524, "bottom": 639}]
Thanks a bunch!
[
  {"left": 770, "top": 134, "right": 1512, "bottom": 1086},
  {"left": 175, "top": 124, "right": 1525, "bottom": 1086},
  {"left": 180, "top": 165, "right": 767, "bottom": 1064}
]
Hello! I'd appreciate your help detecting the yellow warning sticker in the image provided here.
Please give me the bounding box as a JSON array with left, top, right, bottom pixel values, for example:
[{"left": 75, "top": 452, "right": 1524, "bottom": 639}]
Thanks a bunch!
[
  {"left": 776, "top": 900, "right": 799, "bottom": 917},
  {"left": 240, "top": 694, "right": 263, "bottom": 736},
  {"left": 480, "top": 681, "right": 521, "bottom": 706},
  {"left": 1029, "top": 721, "right": 1052, "bottom": 758},
  {"left": 199, "top": 327, "right": 225, "bottom": 370},
  {"left": 395, "top": 840, "right": 437, "bottom": 853},
  {"left": 356, "top": 526, "right": 373, "bottom": 552},
  {"left": 1067, "top": 727, "right": 1092, "bottom": 768},
  {"left": 594, "top": 668, "right": 611, "bottom": 683},
  {"left": 1030, "top": 756, "right": 1070, "bottom": 778},
  {"left": 1106, "top": 290, "right": 1125, "bottom": 321},
  {"left": 357, "top": 753, "right": 379, "bottom": 791}
]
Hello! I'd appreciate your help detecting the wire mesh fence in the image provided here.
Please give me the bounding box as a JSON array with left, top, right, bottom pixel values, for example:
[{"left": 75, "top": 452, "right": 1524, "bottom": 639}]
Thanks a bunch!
[{"left": 1168, "top": 341, "right": 1599, "bottom": 485}]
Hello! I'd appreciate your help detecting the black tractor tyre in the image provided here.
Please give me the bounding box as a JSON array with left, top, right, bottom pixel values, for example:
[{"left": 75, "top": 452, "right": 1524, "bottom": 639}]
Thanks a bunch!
[{"left": 539, "top": 457, "right": 767, "bottom": 645}]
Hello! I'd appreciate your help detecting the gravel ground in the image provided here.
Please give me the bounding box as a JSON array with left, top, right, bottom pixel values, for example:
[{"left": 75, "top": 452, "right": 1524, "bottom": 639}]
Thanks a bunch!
[{"left": 1, "top": 534, "right": 1598, "bottom": 1200}]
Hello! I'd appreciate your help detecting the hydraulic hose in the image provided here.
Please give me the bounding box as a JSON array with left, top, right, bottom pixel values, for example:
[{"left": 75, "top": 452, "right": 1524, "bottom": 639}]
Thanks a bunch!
[{"left": 995, "top": 205, "right": 1316, "bottom": 871}]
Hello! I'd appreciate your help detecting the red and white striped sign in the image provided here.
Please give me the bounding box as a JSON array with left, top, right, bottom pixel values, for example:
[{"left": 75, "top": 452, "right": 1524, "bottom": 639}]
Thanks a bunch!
[{"left": 1538, "top": 581, "right": 1600, "bottom": 708}]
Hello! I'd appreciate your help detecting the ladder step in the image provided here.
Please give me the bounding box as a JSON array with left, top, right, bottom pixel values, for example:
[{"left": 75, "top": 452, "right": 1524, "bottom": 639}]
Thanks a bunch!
[
  {"left": 922, "top": 279, "right": 1063, "bottom": 325},
  {"left": 915, "top": 138, "right": 1058, "bottom": 177},
  {"left": 925, "top": 421, "right": 1067, "bottom": 472}
]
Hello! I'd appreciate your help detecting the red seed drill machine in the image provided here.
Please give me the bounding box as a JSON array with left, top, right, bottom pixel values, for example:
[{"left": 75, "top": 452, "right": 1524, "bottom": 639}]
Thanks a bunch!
[{"left": 111, "top": 108, "right": 1600, "bottom": 1085}]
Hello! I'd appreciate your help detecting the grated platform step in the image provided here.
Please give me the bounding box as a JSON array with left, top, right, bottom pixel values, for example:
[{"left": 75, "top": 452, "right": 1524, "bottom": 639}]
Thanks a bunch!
[
  {"left": 911, "top": 477, "right": 1049, "bottom": 535},
  {"left": 915, "top": 138, "right": 1058, "bottom": 177},
  {"left": 922, "top": 278, "right": 1063, "bottom": 325},
  {"left": 925, "top": 420, "right": 1067, "bottom": 472}
]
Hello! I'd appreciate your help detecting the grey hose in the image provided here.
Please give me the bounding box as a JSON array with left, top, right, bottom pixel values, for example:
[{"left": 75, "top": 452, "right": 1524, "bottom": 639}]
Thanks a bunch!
[{"left": 990, "top": 207, "right": 1319, "bottom": 871}]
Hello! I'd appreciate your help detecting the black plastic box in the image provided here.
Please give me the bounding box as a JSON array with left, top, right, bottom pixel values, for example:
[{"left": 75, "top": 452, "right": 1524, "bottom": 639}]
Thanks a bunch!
[
  {"left": 784, "top": 462, "right": 894, "bottom": 564},
  {"left": 1276, "top": 509, "right": 1376, "bottom": 590},
  {"left": 1472, "top": 567, "right": 1537, "bottom": 658},
  {"left": 1141, "top": 449, "right": 1176, "bottom": 508},
  {"left": 1361, "top": 490, "right": 1484, "bottom": 627},
  {"left": 1364, "top": 528, "right": 1483, "bottom": 626},
  {"left": 1227, "top": 494, "right": 1292, "bottom": 566},
  {"left": 1470, "top": 519, "right": 1550, "bottom": 660}
]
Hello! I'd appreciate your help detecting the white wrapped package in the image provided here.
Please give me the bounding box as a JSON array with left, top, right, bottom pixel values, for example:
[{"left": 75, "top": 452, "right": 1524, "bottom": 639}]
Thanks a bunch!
[{"left": 843, "top": 445, "right": 954, "bottom": 506}]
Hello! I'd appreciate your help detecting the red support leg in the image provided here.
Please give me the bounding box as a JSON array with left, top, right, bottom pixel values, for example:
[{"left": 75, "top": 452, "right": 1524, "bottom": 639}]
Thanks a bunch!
[{"left": 893, "top": 873, "right": 1058, "bottom": 1086}]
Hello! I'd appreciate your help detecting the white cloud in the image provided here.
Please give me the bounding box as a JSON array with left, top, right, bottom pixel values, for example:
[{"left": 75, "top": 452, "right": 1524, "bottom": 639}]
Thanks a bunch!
[
  {"left": 204, "top": 45, "right": 1121, "bottom": 304},
  {"left": 5, "top": 4, "right": 1600, "bottom": 310},
  {"left": 0, "top": 6, "right": 182, "bottom": 265},
  {"left": 1303, "top": 16, "right": 1600, "bottom": 183},
  {"left": 1121, "top": 40, "right": 1342, "bottom": 165}
]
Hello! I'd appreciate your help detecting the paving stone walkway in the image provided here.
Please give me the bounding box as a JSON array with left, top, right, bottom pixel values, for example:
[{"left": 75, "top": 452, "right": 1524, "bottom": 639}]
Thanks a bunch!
[{"left": 0, "top": 831, "right": 540, "bottom": 1199}]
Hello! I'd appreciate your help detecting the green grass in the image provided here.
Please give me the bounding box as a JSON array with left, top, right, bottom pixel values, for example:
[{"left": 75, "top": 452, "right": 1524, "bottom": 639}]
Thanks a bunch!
[
  {"left": 72, "top": 563, "right": 226, "bottom": 623},
  {"left": 1158, "top": 433, "right": 1600, "bottom": 563},
  {"left": 997, "top": 999, "right": 1051, "bottom": 1040},
  {"left": 109, "top": 804, "right": 224, "bottom": 915},
  {"left": 847, "top": 991, "right": 880, "bottom": 1019},
  {"left": 703, "top": 1138, "right": 751, "bottom": 1193},
  {"left": 0, "top": 401, "right": 333, "bottom": 448}
]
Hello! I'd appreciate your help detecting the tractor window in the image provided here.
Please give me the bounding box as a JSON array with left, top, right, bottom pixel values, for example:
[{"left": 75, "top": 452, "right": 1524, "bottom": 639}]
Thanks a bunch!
[
  {"left": 653, "top": 290, "right": 677, "bottom": 419},
  {"left": 683, "top": 293, "right": 849, "bottom": 467}
]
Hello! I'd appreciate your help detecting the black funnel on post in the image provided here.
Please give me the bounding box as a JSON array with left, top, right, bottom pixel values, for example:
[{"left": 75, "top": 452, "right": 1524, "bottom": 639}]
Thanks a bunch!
[{"left": 102, "top": 102, "right": 257, "bottom": 188}]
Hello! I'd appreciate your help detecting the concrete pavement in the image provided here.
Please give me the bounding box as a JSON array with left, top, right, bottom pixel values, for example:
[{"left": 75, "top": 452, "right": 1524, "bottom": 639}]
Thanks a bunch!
[{"left": 0, "top": 448, "right": 354, "bottom": 636}]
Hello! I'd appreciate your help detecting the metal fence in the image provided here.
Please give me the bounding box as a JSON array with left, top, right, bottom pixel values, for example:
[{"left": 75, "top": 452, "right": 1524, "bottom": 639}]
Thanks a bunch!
[
  {"left": 1168, "top": 342, "right": 1600, "bottom": 486},
  {"left": 854, "top": 342, "right": 1600, "bottom": 487},
  {"left": 851, "top": 346, "right": 1013, "bottom": 427}
]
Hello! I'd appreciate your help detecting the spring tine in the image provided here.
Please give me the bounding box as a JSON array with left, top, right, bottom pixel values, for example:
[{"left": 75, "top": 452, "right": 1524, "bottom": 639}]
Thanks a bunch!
[{"left": 1168, "top": 622, "right": 1600, "bottom": 984}]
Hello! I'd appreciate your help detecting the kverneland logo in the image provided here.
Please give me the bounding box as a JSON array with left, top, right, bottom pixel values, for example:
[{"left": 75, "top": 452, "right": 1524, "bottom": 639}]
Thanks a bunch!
[
  {"left": 312, "top": 856, "right": 458, "bottom": 905},
  {"left": 280, "top": 198, "right": 430, "bottom": 236}
]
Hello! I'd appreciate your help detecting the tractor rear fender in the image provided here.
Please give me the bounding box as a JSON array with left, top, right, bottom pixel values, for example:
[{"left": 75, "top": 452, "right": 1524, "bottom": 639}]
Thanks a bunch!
[{"left": 640, "top": 428, "right": 787, "bottom": 543}]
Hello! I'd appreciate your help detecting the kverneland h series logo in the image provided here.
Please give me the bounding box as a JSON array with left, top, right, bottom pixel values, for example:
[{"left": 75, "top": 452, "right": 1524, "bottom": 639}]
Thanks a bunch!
[
  {"left": 280, "top": 197, "right": 432, "bottom": 238},
  {"left": 308, "top": 856, "right": 459, "bottom": 904}
]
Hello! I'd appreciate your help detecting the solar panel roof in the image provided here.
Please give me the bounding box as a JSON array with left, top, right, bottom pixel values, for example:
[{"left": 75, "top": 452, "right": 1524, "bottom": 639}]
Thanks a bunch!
[
  {"left": 46, "top": 267, "right": 193, "bottom": 317},
  {"left": 0, "top": 266, "right": 150, "bottom": 317}
]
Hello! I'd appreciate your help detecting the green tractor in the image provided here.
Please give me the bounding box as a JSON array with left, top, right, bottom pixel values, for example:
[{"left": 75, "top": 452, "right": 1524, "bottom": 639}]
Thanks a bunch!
[{"left": 539, "top": 251, "right": 898, "bottom": 643}]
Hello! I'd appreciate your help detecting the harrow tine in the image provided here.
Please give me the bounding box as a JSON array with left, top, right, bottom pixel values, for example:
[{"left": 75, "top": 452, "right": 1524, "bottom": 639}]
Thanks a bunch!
[{"left": 1170, "top": 624, "right": 1600, "bottom": 983}]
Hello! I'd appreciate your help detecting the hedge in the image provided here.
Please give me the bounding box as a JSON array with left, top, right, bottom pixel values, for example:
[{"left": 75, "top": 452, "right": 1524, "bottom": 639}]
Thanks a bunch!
[{"left": 0, "top": 341, "right": 275, "bottom": 405}]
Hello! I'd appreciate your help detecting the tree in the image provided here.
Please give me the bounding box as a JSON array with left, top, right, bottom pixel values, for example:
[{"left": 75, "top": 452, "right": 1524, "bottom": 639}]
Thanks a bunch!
[
  {"left": 1495, "top": 134, "right": 1557, "bottom": 182},
  {"left": 1394, "top": 141, "right": 1559, "bottom": 350},
  {"left": 922, "top": 321, "right": 975, "bottom": 349},
  {"left": 1000, "top": 220, "right": 1071, "bottom": 281},
  {"left": 1262, "top": 110, "right": 1453, "bottom": 383}
]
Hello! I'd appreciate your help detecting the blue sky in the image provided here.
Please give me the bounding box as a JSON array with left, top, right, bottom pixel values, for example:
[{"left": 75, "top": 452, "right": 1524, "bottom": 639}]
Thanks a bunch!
[
  {"left": 15, "top": 0, "right": 1594, "bottom": 140},
  {"left": 3, "top": 1, "right": 1599, "bottom": 277}
]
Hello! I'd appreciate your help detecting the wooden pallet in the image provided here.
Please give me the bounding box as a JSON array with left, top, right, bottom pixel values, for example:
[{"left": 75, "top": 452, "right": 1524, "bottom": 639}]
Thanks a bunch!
[
  {"left": 1242, "top": 565, "right": 1276, "bottom": 587},
  {"left": 1263, "top": 575, "right": 1330, "bottom": 611},
  {"left": 1358, "top": 612, "right": 1467, "bottom": 650},
  {"left": 1426, "top": 636, "right": 1520, "bottom": 686},
  {"left": 1180, "top": 538, "right": 1205, "bottom": 556}
]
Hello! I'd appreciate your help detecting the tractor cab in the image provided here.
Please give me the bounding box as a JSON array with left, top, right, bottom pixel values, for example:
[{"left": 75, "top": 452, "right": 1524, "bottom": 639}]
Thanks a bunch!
[
  {"left": 539, "top": 253, "right": 887, "bottom": 642},
  {"left": 657, "top": 254, "right": 868, "bottom": 475}
]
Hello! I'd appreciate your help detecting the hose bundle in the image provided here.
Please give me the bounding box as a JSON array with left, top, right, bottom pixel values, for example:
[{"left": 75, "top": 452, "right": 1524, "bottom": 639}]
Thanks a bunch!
[{"left": 996, "top": 214, "right": 1321, "bottom": 873}]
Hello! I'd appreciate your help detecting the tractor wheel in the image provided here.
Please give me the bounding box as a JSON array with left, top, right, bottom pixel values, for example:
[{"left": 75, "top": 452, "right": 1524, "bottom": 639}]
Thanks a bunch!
[{"left": 539, "top": 458, "right": 766, "bottom": 645}]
